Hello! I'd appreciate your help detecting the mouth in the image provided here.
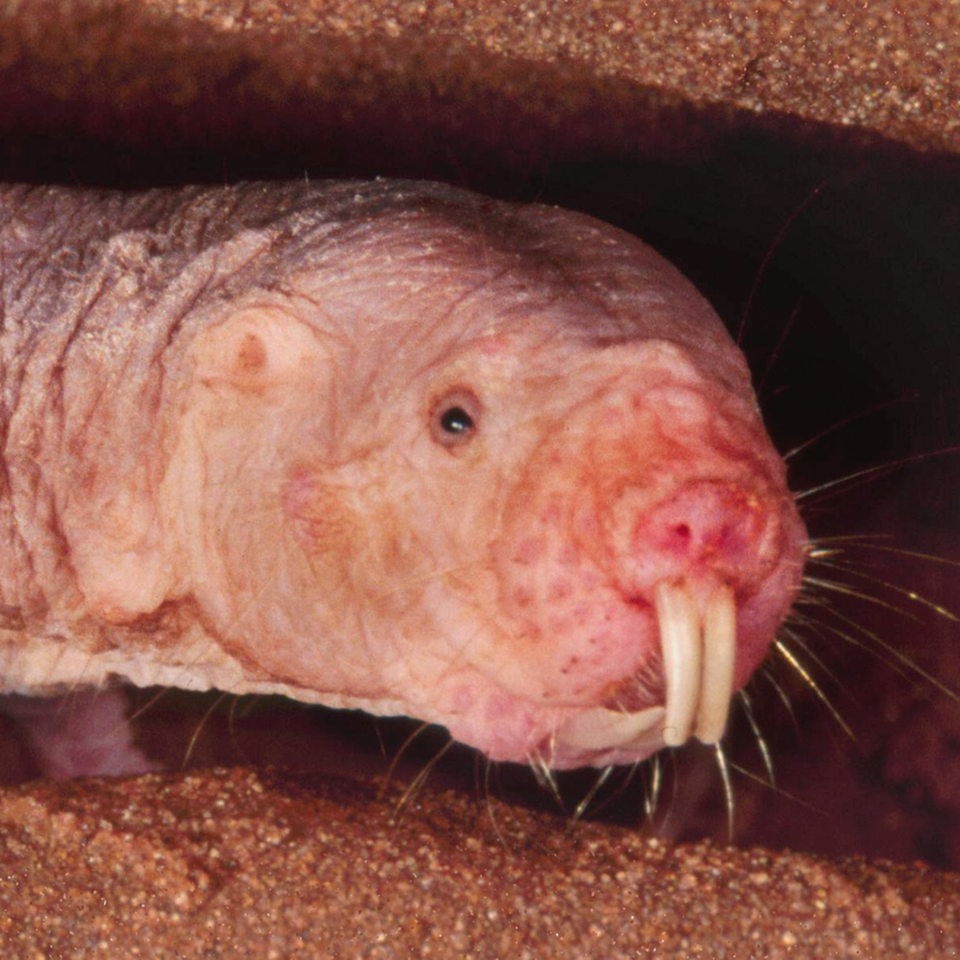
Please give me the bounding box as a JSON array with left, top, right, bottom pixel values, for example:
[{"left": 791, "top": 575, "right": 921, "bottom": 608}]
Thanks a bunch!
[{"left": 550, "top": 580, "right": 737, "bottom": 767}]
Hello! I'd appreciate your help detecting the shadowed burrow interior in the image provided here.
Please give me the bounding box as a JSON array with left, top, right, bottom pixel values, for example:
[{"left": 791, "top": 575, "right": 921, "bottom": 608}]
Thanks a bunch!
[{"left": 1, "top": 3, "right": 959, "bottom": 869}]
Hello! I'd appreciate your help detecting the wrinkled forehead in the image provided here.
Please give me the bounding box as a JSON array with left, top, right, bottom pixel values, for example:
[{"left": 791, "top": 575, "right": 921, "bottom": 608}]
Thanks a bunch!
[{"left": 273, "top": 186, "right": 748, "bottom": 391}]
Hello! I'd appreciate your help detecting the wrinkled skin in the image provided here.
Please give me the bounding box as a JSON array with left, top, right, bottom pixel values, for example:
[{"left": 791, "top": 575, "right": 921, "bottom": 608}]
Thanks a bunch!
[{"left": 0, "top": 179, "right": 807, "bottom": 775}]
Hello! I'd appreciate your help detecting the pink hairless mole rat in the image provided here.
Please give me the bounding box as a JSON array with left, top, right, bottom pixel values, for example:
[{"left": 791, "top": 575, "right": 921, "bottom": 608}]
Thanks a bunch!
[{"left": 0, "top": 178, "right": 807, "bottom": 779}]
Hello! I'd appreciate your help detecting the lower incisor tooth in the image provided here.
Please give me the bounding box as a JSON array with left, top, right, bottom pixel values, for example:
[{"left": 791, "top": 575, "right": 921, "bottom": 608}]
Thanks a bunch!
[{"left": 558, "top": 706, "right": 666, "bottom": 753}]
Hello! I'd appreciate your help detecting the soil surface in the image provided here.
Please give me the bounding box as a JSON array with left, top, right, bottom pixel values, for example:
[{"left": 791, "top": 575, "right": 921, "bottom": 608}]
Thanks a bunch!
[{"left": 3, "top": 766, "right": 960, "bottom": 958}]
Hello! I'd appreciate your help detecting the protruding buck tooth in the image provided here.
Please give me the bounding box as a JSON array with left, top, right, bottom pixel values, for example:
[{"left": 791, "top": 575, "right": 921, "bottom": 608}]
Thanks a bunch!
[
  {"left": 694, "top": 583, "right": 737, "bottom": 744},
  {"left": 559, "top": 705, "right": 666, "bottom": 753},
  {"left": 654, "top": 581, "right": 701, "bottom": 747}
]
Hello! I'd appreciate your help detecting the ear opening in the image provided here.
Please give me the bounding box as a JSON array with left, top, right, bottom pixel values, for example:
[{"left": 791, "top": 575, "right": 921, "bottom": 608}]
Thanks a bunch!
[{"left": 189, "top": 306, "right": 325, "bottom": 395}]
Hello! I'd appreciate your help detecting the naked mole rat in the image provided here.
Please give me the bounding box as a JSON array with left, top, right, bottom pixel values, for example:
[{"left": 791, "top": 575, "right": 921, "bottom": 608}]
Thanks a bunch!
[{"left": 0, "top": 178, "right": 808, "bottom": 779}]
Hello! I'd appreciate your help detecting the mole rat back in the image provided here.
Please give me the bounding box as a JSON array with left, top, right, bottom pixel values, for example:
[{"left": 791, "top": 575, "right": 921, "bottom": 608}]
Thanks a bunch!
[{"left": 0, "top": 179, "right": 807, "bottom": 777}]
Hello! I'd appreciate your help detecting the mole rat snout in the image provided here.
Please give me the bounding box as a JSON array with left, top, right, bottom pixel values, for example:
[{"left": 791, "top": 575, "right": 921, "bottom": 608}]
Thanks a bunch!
[{"left": 465, "top": 366, "right": 808, "bottom": 770}]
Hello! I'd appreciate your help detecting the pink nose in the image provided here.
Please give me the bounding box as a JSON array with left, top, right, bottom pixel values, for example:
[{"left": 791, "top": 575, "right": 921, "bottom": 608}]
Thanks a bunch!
[{"left": 631, "top": 480, "right": 772, "bottom": 586}]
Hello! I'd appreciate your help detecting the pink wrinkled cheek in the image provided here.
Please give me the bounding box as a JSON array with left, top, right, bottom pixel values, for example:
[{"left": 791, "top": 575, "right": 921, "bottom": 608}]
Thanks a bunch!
[
  {"left": 280, "top": 468, "right": 362, "bottom": 556},
  {"left": 446, "top": 679, "right": 477, "bottom": 714},
  {"left": 444, "top": 686, "right": 547, "bottom": 763},
  {"left": 280, "top": 465, "right": 318, "bottom": 519},
  {"left": 512, "top": 536, "right": 545, "bottom": 565},
  {"left": 547, "top": 576, "right": 574, "bottom": 601}
]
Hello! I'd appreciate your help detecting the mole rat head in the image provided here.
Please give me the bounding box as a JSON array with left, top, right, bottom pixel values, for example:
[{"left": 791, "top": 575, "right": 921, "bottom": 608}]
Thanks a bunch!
[{"left": 172, "top": 190, "right": 808, "bottom": 771}]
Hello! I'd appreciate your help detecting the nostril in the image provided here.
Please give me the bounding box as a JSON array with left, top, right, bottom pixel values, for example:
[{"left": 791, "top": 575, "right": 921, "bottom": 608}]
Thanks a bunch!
[
  {"left": 626, "top": 480, "right": 773, "bottom": 585},
  {"left": 671, "top": 523, "right": 692, "bottom": 545}
]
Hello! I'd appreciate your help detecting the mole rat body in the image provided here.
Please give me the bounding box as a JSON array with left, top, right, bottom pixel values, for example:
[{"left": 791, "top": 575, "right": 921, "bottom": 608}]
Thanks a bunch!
[{"left": 0, "top": 179, "right": 806, "bottom": 776}]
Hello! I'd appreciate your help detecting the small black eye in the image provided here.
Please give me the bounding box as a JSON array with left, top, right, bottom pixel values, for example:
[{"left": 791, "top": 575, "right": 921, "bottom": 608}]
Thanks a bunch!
[
  {"left": 430, "top": 388, "right": 481, "bottom": 448},
  {"left": 440, "top": 406, "right": 474, "bottom": 435}
]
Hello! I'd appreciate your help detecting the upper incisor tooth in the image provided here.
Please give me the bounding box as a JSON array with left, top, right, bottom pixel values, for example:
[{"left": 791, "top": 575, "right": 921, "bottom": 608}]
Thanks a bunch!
[
  {"left": 654, "top": 580, "right": 701, "bottom": 747},
  {"left": 694, "top": 583, "right": 736, "bottom": 743}
]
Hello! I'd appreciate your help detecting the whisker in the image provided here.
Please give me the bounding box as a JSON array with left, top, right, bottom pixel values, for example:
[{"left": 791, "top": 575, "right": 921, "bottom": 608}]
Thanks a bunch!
[
  {"left": 772, "top": 634, "right": 856, "bottom": 741},
  {"left": 737, "top": 180, "right": 827, "bottom": 348},
  {"left": 776, "top": 621, "right": 852, "bottom": 698},
  {"left": 809, "top": 532, "right": 897, "bottom": 547},
  {"left": 725, "top": 760, "right": 825, "bottom": 817},
  {"left": 528, "top": 747, "right": 563, "bottom": 809},
  {"left": 805, "top": 560, "right": 958, "bottom": 623},
  {"left": 382, "top": 720, "right": 434, "bottom": 792},
  {"left": 799, "top": 599, "right": 960, "bottom": 704},
  {"left": 225, "top": 693, "right": 256, "bottom": 765},
  {"left": 648, "top": 748, "right": 687, "bottom": 837},
  {"left": 756, "top": 663, "right": 802, "bottom": 735},
  {"left": 645, "top": 752, "right": 663, "bottom": 823},
  {"left": 795, "top": 461, "right": 909, "bottom": 505},
  {"left": 801, "top": 573, "right": 926, "bottom": 623},
  {"left": 795, "top": 446, "right": 960, "bottom": 505},
  {"left": 806, "top": 538, "right": 960, "bottom": 628},
  {"left": 783, "top": 396, "right": 915, "bottom": 463},
  {"left": 736, "top": 688, "right": 775, "bottom": 787},
  {"left": 391, "top": 738, "right": 455, "bottom": 822},
  {"left": 828, "top": 540, "right": 960, "bottom": 569},
  {"left": 571, "top": 765, "right": 615, "bottom": 822},
  {"left": 179, "top": 690, "right": 230, "bottom": 770},
  {"left": 480, "top": 757, "right": 514, "bottom": 850},
  {"left": 754, "top": 299, "right": 803, "bottom": 400},
  {"left": 126, "top": 684, "right": 176, "bottom": 725},
  {"left": 713, "top": 743, "right": 735, "bottom": 843}
]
